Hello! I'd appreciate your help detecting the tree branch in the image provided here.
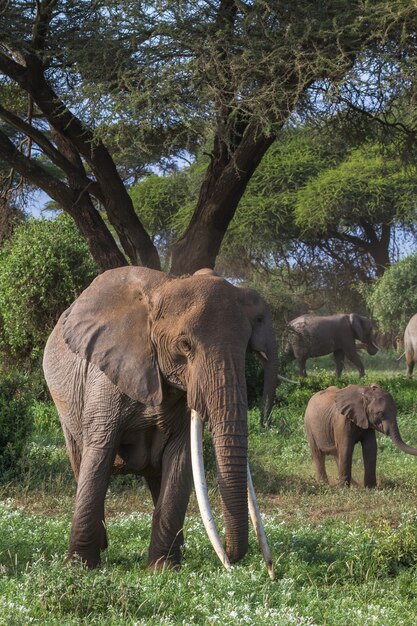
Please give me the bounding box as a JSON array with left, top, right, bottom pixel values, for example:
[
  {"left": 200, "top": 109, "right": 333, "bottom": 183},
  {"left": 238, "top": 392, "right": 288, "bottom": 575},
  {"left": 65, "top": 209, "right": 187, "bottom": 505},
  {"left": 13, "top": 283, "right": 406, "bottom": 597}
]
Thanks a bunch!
[{"left": 0, "top": 103, "right": 103, "bottom": 201}]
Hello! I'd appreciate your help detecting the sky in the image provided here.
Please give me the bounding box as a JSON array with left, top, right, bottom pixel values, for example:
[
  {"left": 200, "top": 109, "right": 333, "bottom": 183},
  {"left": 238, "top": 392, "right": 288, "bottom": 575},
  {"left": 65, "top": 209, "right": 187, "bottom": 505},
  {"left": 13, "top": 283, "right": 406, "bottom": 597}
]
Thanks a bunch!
[{"left": 27, "top": 190, "right": 51, "bottom": 217}]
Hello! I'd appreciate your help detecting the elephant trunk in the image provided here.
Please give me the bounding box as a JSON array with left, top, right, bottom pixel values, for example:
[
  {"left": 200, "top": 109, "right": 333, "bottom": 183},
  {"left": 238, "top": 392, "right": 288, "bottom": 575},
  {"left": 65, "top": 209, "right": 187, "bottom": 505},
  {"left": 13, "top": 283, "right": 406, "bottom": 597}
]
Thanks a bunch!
[
  {"left": 367, "top": 342, "right": 379, "bottom": 355},
  {"left": 211, "top": 411, "right": 248, "bottom": 562},
  {"left": 388, "top": 422, "right": 417, "bottom": 456},
  {"left": 189, "top": 356, "right": 249, "bottom": 562},
  {"left": 258, "top": 343, "right": 279, "bottom": 426},
  {"left": 189, "top": 354, "right": 273, "bottom": 572}
]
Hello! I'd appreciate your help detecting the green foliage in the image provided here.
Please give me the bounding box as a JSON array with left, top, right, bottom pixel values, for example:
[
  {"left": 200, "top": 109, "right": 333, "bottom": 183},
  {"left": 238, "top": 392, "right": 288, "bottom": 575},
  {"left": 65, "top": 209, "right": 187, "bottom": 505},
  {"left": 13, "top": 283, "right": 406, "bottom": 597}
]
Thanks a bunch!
[
  {"left": 129, "top": 162, "right": 205, "bottom": 264},
  {"left": 0, "top": 372, "right": 32, "bottom": 477},
  {"left": 365, "top": 252, "right": 417, "bottom": 335},
  {"left": 0, "top": 216, "right": 97, "bottom": 363},
  {"left": 2, "top": 357, "right": 417, "bottom": 623},
  {"left": 295, "top": 143, "right": 417, "bottom": 233},
  {"left": 129, "top": 173, "right": 190, "bottom": 241},
  {"left": 213, "top": 129, "right": 339, "bottom": 272},
  {"left": 30, "top": 401, "right": 61, "bottom": 436},
  {"left": 245, "top": 353, "right": 264, "bottom": 409}
]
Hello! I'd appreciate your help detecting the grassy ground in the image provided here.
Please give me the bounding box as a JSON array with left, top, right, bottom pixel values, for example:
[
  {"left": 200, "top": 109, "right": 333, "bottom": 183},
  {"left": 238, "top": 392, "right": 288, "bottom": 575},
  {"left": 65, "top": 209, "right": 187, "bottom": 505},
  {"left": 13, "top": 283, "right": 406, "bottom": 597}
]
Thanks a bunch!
[{"left": 1, "top": 352, "right": 417, "bottom": 624}]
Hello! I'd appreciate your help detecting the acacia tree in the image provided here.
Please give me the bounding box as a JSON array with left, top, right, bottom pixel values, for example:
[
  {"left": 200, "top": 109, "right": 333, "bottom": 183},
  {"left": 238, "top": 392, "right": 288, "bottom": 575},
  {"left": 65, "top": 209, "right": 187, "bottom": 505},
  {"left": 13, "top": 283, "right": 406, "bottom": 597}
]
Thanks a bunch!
[
  {"left": 294, "top": 143, "right": 417, "bottom": 276},
  {"left": 0, "top": 0, "right": 388, "bottom": 274}
]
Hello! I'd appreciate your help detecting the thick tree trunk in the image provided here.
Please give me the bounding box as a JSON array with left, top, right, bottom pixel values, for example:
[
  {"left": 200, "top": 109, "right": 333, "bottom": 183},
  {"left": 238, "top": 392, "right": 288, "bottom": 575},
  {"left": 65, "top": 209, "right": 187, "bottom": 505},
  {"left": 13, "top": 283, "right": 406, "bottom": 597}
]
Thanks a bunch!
[
  {"left": 0, "top": 127, "right": 126, "bottom": 271},
  {"left": 67, "top": 199, "right": 128, "bottom": 271},
  {"left": 367, "top": 224, "right": 391, "bottom": 277},
  {"left": 170, "top": 127, "right": 275, "bottom": 275},
  {"left": 0, "top": 51, "right": 161, "bottom": 271}
]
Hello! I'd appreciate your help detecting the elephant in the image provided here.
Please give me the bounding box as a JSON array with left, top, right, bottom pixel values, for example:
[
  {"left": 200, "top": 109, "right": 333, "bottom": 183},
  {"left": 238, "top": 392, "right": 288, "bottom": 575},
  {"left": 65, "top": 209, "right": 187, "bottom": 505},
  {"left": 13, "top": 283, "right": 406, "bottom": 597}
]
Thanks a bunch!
[
  {"left": 284, "top": 314, "right": 379, "bottom": 377},
  {"left": 43, "top": 267, "right": 278, "bottom": 575},
  {"left": 304, "top": 384, "right": 417, "bottom": 487},
  {"left": 403, "top": 313, "right": 417, "bottom": 377}
]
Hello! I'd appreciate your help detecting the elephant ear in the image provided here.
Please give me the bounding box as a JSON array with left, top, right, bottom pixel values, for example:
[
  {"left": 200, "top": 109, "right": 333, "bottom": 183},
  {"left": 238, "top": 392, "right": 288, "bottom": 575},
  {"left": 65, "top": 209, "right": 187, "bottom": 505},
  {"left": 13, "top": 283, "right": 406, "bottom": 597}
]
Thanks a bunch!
[
  {"left": 349, "top": 314, "right": 367, "bottom": 342},
  {"left": 236, "top": 287, "right": 272, "bottom": 350},
  {"left": 63, "top": 266, "right": 170, "bottom": 405},
  {"left": 335, "top": 385, "right": 369, "bottom": 429}
]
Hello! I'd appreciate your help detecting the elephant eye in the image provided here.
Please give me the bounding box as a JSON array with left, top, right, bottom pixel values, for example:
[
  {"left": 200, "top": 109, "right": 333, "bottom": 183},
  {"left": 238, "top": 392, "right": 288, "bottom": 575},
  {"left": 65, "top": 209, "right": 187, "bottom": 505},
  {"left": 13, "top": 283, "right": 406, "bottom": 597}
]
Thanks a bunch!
[
  {"left": 177, "top": 337, "right": 193, "bottom": 354},
  {"left": 256, "top": 315, "right": 264, "bottom": 323},
  {"left": 374, "top": 415, "right": 383, "bottom": 429}
]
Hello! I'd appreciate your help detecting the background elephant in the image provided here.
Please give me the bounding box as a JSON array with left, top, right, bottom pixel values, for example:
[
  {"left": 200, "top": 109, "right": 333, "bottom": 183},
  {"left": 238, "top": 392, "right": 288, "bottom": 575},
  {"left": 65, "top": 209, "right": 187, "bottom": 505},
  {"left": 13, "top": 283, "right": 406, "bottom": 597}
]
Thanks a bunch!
[
  {"left": 304, "top": 384, "right": 417, "bottom": 487},
  {"left": 43, "top": 267, "right": 278, "bottom": 571},
  {"left": 403, "top": 313, "right": 417, "bottom": 377},
  {"left": 284, "top": 313, "right": 379, "bottom": 377}
]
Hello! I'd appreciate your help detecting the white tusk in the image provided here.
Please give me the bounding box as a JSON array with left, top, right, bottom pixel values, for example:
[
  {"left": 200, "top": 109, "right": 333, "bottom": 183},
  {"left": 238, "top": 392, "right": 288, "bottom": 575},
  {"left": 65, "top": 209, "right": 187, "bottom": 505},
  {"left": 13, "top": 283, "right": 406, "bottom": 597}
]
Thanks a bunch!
[
  {"left": 277, "top": 374, "right": 299, "bottom": 385},
  {"left": 190, "top": 409, "right": 231, "bottom": 571},
  {"left": 259, "top": 351, "right": 268, "bottom": 361},
  {"left": 247, "top": 463, "right": 275, "bottom": 580}
]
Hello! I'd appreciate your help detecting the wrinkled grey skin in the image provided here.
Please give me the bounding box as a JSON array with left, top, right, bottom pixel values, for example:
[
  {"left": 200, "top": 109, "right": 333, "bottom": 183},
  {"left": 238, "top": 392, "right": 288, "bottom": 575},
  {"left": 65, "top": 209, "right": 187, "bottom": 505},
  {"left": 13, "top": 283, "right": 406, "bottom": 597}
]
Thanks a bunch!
[
  {"left": 43, "top": 267, "right": 278, "bottom": 570},
  {"left": 304, "top": 384, "right": 417, "bottom": 487},
  {"left": 284, "top": 314, "right": 378, "bottom": 377},
  {"left": 403, "top": 313, "right": 417, "bottom": 377}
]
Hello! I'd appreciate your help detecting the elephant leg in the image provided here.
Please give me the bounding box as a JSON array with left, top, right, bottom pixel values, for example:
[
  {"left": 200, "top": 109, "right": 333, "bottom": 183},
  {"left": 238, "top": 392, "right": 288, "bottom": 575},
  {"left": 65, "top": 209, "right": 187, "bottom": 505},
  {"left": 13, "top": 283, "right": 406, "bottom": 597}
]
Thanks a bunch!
[
  {"left": 336, "top": 441, "right": 354, "bottom": 486},
  {"left": 333, "top": 350, "right": 345, "bottom": 378},
  {"left": 145, "top": 475, "right": 162, "bottom": 506},
  {"left": 61, "top": 423, "right": 108, "bottom": 552},
  {"left": 344, "top": 349, "right": 365, "bottom": 377},
  {"left": 148, "top": 427, "right": 192, "bottom": 570},
  {"left": 297, "top": 357, "right": 307, "bottom": 377},
  {"left": 361, "top": 432, "right": 377, "bottom": 488},
  {"left": 61, "top": 422, "right": 82, "bottom": 481},
  {"left": 406, "top": 354, "right": 414, "bottom": 378},
  {"left": 68, "top": 445, "right": 116, "bottom": 567},
  {"left": 313, "top": 449, "right": 328, "bottom": 483}
]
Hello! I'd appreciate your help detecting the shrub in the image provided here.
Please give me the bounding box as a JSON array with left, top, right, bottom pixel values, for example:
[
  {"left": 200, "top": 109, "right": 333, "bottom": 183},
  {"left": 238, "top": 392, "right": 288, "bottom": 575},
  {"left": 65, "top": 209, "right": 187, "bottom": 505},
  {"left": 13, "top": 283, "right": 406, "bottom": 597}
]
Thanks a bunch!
[
  {"left": 0, "top": 215, "right": 97, "bottom": 364},
  {"left": 365, "top": 253, "right": 417, "bottom": 335},
  {"left": 0, "top": 372, "right": 32, "bottom": 477},
  {"left": 245, "top": 352, "right": 264, "bottom": 408}
]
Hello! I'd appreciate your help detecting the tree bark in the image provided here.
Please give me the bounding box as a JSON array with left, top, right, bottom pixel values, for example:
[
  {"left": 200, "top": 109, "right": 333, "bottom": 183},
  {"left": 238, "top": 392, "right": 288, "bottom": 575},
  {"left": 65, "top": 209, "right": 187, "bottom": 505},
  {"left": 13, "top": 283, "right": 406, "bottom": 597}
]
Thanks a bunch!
[
  {"left": 0, "top": 128, "right": 126, "bottom": 271},
  {"left": 0, "top": 51, "right": 161, "bottom": 271},
  {"left": 328, "top": 221, "right": 391, "bottom": 277},
  {"left": 170, "top": 126, "right": 275, "bottom": 275}
]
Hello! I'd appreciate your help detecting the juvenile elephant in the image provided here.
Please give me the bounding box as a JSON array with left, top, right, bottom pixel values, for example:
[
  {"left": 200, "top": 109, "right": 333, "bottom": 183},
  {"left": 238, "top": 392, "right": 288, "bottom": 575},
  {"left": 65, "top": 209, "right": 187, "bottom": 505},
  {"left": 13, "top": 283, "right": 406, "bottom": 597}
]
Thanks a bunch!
[
  {"left": 403, "top": 313, "right": 417, "bottom": 377},
  {"left": 43, "top": 267, "right": 278, "bottom": 575},
  {"left": 284, "top": 314, "right": 379, "bottom": 377},
  {"left": 304, "top": 384, "right": 417, "bottom": 487}
]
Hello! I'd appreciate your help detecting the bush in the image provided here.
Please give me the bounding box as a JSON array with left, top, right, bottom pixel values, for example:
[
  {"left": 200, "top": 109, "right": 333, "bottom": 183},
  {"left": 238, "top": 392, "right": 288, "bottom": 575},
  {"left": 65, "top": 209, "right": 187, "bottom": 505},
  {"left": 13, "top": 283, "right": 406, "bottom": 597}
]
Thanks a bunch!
[
  {"left": 0, "top": 372, "right": 32, "bottom": 477},
  {"left": 245, "top": 352, "right": 264, "bottom": 408},
  {"left": 0, "top": 215, "right": 98, "bottom": 364},
  {"left": 365, "top": 253, "right": 417, "bottom": 336}
]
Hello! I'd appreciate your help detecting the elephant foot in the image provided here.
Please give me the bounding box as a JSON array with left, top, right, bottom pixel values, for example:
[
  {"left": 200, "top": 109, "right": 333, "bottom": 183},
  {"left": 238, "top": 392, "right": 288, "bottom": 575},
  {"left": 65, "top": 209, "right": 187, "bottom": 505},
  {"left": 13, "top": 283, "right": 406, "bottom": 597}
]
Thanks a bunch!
[
  {"left": 336, "top": 476, "right": 352, "bottom": 487},
  {"left": 147, "top": 555, "right": 181, "bottom": 573},
  {"left": 100, "top": 523, "right": 108, "bottom": 551},
  {"left": 64, "top": 549, "right": 101, "bottom": 569}
]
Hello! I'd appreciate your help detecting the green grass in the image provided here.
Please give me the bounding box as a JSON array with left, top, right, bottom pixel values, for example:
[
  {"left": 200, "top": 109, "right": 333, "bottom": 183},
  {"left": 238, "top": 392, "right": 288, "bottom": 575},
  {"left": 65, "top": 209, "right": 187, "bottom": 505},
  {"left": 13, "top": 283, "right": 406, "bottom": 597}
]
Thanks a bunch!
[{"left": 2, "top": 354, "right": 417, "bottom": 624}]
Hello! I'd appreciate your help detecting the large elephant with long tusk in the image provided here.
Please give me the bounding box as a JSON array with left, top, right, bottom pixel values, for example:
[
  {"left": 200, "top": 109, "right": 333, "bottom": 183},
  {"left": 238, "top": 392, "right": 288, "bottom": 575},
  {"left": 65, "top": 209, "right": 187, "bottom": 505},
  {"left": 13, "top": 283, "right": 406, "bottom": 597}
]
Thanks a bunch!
[{"left": 43, "top": 267, "right": 278, "bottom": 576}]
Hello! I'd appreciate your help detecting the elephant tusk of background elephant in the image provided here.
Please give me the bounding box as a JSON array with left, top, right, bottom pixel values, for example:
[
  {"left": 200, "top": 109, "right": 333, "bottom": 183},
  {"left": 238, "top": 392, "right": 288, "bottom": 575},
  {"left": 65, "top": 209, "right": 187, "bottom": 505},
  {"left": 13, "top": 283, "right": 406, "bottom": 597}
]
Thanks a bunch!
[
  {"left": 190, "top": 409, "right": 232, "bottom": 571},
  {"left": 372, "top": 341, "right": 381, "bottom": 351},
  {"left": 247, "top": 463, "right": 275, "bottom": 580},
  {"left": 277, "top": 374, "right": 299, "bottom": 385},
  {"left": 257, "top": 351, "right": 298, "bottom": 385}
]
